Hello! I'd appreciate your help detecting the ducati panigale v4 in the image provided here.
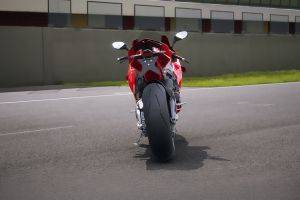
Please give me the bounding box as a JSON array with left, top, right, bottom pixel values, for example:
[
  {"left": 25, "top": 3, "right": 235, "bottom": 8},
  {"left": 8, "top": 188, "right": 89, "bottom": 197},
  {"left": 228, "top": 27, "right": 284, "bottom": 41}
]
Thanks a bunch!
[{"left": 112, "top": 31, "right": 189, "bottom": 161}]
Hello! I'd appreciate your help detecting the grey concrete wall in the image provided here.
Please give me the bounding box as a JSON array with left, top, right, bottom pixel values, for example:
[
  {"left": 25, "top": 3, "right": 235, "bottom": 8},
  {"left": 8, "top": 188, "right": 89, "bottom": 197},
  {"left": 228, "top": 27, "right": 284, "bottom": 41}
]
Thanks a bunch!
[
  {"left": 0, "top": 26, "right": 300, "bottom": 87},
  {"left": 43, "top": 28, "right": 130, "bottom": 84},
  {"left": 177, "top": 32, "right": 300, "bottom": 76},
  {"left": 0, "top": 27, "right": 44, "bottom": 87}
]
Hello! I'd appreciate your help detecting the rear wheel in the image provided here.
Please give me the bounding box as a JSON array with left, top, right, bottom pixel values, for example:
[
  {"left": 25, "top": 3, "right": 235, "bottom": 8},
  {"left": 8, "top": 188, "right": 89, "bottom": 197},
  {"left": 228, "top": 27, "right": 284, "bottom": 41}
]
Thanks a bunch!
[{"left": 142, "top": 83, "right": 175, "bottom": 162}]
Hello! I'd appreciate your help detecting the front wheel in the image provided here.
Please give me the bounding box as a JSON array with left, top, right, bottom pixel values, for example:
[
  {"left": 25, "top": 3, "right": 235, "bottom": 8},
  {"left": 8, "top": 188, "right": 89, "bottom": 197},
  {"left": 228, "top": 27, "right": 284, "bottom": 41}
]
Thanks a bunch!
[{"left": 142, "top": 83, "right": 175, "bottom": 162}]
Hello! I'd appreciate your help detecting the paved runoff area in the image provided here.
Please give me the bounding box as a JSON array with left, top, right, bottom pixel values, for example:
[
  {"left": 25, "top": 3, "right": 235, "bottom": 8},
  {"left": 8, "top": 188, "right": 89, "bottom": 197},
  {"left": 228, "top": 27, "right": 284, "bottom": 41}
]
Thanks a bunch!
[{"left": 0, "top": 83, "right": 300, "bottom": 200}]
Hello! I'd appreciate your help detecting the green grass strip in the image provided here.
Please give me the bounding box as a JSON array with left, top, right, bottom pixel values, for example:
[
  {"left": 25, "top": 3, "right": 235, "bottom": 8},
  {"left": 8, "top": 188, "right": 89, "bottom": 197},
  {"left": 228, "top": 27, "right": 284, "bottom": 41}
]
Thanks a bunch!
[
  {"left": 63, "top": 70, "right": 300, "bottom": 88},
  {"left": 183, "top": 70, "right": 300, "bottom": 87}
]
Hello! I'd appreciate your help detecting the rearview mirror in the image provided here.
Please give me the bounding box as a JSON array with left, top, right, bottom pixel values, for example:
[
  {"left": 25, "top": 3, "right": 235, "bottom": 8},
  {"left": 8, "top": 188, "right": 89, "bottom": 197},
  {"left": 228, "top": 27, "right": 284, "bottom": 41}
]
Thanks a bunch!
[
  {"left": 175, "top": 31, "right": 188, "bottom": 40},
  {"left": 112, "top": 41, "right": 129, "bottom": 50},
  {"left": 172, "top": 31, "right": 188, "bottom": 47}
]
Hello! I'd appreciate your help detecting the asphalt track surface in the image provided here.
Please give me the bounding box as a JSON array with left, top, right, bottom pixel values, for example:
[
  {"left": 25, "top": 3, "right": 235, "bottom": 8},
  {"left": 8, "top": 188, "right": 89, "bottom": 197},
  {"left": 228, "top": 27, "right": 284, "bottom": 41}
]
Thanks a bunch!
[{"left": 0, "top": 83, "right": 299, "bottom": 200}]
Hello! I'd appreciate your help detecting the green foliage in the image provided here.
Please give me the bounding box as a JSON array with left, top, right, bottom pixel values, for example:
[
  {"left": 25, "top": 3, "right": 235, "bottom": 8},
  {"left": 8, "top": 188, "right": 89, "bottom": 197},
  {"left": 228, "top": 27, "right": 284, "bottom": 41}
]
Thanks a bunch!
[{"left": 183, "top": 70, "right": 300, "bottom": 87}]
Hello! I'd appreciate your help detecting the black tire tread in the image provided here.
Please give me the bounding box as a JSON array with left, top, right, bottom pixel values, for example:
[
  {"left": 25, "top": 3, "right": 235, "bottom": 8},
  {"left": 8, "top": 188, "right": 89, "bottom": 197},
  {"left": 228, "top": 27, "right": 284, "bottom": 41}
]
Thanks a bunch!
[{"left": 142, "top": 83, "right": 175, "bottom": 161}]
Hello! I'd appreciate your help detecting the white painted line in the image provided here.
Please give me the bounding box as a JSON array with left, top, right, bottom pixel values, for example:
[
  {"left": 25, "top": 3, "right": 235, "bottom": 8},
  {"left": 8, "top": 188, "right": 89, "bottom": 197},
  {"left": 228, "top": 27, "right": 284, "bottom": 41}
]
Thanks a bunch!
[
  {"left": 237, "top": 101, "right": 250, "bottom": 105},
  {"left": 258, "top": 104, "right": 275, "bottom": 107},
  {"left": 237, "top": 101, "right": 275, "bottom": 107},
  {"left": 0, "top": 93, "right": 131, "bottom": 105},
  {"left": 0, "top": 125, "right": 74, "bottom": 137}
]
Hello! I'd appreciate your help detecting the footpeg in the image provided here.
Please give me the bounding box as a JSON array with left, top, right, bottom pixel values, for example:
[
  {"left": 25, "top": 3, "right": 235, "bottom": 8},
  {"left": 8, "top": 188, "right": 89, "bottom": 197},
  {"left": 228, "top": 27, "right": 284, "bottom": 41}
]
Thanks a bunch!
[
  {"left": 134, "top": 99, "right": 147, "bottom": 146},
  {"left": 176, "top": 102, "right": 187, "bottom": 113},
  {"left": 133, "top": 131, "right": 143, "bottom": 146},
  {"left": 176, "top": 102, "right": 187, "bottom": 106}
]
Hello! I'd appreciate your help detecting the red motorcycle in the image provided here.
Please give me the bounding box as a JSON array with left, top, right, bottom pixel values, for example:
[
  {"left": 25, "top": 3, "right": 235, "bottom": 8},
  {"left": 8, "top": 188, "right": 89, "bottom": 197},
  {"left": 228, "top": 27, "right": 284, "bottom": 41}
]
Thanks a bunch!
[{"left": 112, "top": 31, "right": 189, "bottom": 161}]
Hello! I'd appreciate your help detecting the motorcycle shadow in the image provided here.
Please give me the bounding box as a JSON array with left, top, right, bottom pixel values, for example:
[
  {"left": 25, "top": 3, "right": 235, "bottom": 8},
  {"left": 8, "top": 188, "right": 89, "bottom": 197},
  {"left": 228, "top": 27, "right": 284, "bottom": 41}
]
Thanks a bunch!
[{"left": 135, "top": 134, "right": 229, "bottom": 170}]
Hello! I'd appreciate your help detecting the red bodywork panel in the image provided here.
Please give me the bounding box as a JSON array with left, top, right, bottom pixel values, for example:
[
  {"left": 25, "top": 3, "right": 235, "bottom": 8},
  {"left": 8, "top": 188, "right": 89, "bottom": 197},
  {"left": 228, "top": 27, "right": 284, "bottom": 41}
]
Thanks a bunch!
[{"left": 126, "top": 38, "right": 183, "bottom": 93}]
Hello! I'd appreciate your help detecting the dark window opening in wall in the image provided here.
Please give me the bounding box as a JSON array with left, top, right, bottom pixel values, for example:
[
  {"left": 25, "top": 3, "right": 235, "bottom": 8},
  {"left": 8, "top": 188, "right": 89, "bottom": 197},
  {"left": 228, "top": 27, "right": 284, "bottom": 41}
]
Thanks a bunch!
[
  {"left": 296, "top": 23, "right": 300, "bottom": 33},
  {"left": 270, "top": 14, "right": 289, "bottom": 34},
  {"left": 270, "top": 22, "right": 289, "bottom": 34},
  {"left": 250, "top": 0, "right": 261, "bottom": 6},
  {"left": 289, "top": 22, "right": 295, "bottom": 34},
  {"left": 123, "top": 16, "right": 134, "bottom": 30},
  {"left": 261, "top": 0, "right": 271, "bottom": 6},
  {"left": 239, "top": 0, "right": 250, "bottom": 5},
  {"left": 175, "top": 18, "right": 202, "bottom": 32},
  {"left": 88, "top": 15, "right": 122, "bottom": 29},
  {"left": 234, "top": 20, "right": 242, "bottom": 33},
  {"left": 202, "top": 19, "right": 211, "bottom": 32},
  {"left": 48, "top": 13, "right": 71, "bottom": 27},
  {"left": 175, "top": 0, "right": 300, "bottom": 9},
  {"left": 270, "top": 0, "right": 281, "bottom": 7},
  {"left": 242, "top": 12, "right": 264, "bottom": 34},
  {"left": 201, "top": 0, "right": 215, "bottom": 2},
  {"left": 290, "top": 0, "right": 299, "bottom": 8},
  {"left": 211, "top": 19, "right": 234, "bottom": 33},
  {"left": 211, "top": 11, "right": 234, "bottom": 33},
  {"left": 243, "top": 21, "right": 264, "bottom": 33},
  {"left": 0, "top": 11, "right": 48, "bottom": 27},
  {"left": 134, "top": 16, "right": 165, "bottom": 31},
  {"left": 175, "top": 8, "right": 202, "bottom": 32},
  {"left": 48, "top": 0, "right": 71, "bottom": 27},
  {"left": 215, "top": 0, "right": 228, "bottom": 3},
  {"left": 87, "top": 2, "right": 122, "bottom": 29},
  {"left": 227, "top": 0, "right": 239, "bottom": 3},
  {"left": 281, "top": 0, "right": 291, "bottom": 7},
  {"left": 134, "top": 5, "right": 165, "bottom": 31},
  {"left": 296, "top": 17, "right": 300, "bottom": 34}
]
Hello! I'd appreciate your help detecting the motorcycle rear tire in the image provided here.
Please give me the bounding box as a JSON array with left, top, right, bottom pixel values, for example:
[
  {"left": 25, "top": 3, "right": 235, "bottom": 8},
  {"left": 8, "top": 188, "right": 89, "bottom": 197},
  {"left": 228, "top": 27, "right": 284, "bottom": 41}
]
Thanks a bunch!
[{"left": 142, "top": 83, "right": 175, "bottom": 162}]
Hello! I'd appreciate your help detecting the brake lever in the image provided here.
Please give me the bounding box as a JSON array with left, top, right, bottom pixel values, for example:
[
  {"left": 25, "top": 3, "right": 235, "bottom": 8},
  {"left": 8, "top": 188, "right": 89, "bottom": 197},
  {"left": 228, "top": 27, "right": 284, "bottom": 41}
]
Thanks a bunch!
[
  {"left": 173, "top": 54, "right": 190, "bottom": 64},
  {"left": 130, "top": 54, "right": 143, "bottom": 60},
  {"left": 182, "top": 58, "right": 190, "bottom": 64},
  {"left": 117, "top": 56, "right": 128, "bottom": 63}
]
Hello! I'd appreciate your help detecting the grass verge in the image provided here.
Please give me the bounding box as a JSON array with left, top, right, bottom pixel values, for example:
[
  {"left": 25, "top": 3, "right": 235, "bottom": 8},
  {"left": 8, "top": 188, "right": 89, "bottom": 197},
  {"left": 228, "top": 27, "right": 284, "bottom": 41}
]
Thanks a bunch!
[
  {"left": 183, "top": 70, "right": 300, "bottom": 87},
  {"left": 64, "top": 70, "right": 300, "bottom": 88}
]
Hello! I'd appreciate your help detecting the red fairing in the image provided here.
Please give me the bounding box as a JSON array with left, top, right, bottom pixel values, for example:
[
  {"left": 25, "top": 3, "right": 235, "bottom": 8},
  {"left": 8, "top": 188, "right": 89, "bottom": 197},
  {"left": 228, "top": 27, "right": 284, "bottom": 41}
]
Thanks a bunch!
[
  {"left": 126, "top": 38, "right": 183, "bottom": 93},
  {"left": 127, "top": 40, "right": 140, "bottom": 93},
  {"left": 173, "top": 60, "right": 183, "bottom": 87},
  {"left": 161, "top": 35, "right": 171, "bottom": 48},
  {"left": 127, "top": 65, "right": 136, "bottom": 93},
  {"left": 161, "top": 35, "right": 183, "bottom": 87}
]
